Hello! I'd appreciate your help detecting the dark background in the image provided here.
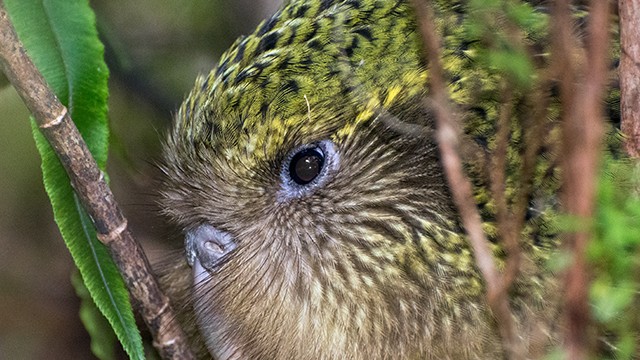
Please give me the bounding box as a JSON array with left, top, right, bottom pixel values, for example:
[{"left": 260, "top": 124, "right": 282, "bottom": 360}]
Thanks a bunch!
[{"left": 0, "top": 0, "right": 282, "bottom": 358}]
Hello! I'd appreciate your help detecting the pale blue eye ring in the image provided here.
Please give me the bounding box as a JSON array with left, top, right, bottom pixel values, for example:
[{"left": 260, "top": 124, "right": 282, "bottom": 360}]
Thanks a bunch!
[{"left": 279, "top": 140, "right": 338, "bottom": 200}]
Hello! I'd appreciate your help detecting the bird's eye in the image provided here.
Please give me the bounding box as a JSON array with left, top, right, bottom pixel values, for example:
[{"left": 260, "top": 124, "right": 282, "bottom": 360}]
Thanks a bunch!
[
  {"left": 289, "top": 147, "right": 325, "bottom": 185},
  {"left": 279, "top": 140, "right": 338, "bottom": 200}
]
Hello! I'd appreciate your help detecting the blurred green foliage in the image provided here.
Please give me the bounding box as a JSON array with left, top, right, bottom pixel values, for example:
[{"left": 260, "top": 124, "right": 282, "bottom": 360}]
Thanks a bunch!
[
  {"left": 590, "top": 157, "right": 640, "bottom": 359},
  {"left": 464, "top": 0, "right": 546, "bottom": 88}
]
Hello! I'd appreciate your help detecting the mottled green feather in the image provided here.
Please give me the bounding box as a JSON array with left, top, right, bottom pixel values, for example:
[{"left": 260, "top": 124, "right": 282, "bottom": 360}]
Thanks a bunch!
[{"left": 171, "top": 1, "right": 427, "bottom": 163}]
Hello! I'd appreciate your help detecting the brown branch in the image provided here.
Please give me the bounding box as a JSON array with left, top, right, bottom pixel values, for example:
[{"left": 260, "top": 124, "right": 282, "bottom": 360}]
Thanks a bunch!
[
  {"left": 620, "top": 0, "right": 640, "bottom": 157},
  {"left": 0, "top": 5, "right": 195, "bottom": 360},
  {"left": 552, "top": 0, "right": 612, "bottom": 358},
  {"left": 508, "top": 76, "right": 554, "bottom": 287},
  {"left": 489, "top": 85, "right": 524, "bottom": 292},
  {"left": 411, "top": 1, "right": 522, "bottom": 358},
  {"left": 498, "top": 73, "right": 556, "bottom": 304}
]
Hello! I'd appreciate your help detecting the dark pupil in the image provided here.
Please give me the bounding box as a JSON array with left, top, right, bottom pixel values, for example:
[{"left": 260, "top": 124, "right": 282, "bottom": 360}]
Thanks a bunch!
[{"left": 290, "top": 148, "right": 324, "bottom": 185}]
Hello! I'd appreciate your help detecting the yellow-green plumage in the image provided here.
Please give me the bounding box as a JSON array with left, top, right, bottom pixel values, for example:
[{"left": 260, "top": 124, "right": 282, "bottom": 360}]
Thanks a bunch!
[
  {"left": 171, "top": 1, "right": 428, "bottom": 160},
  {"left": 159, "top": 0, "right": 563, "bottom": 359}
]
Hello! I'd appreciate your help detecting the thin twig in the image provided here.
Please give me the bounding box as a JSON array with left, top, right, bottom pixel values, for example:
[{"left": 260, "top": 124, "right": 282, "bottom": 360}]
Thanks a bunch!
[
  {"left": 489, "top": 85, "right": 523, "bottom": 291},
  {"left": 0, "top": 5, "right": 195, "bottom": 359},
  {"left": 411, "top": 1, "right": 522, "bottom": 358},
  {"left": 471, "top": 7, "right": 529, "bottom": 294},
  {"left": 552, "top": 0, "right": 612, "bottom": 358},
  {"left": 508, "top": 77, "right": 554, "bottom": 287},
  {"left": 620, "top": 0, "right": 640, "bottom": 157}
]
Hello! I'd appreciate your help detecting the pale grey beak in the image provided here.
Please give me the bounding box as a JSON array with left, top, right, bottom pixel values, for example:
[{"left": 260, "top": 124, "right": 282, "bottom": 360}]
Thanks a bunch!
[{"left": 185, "top": 224, "right": 237, "bottom": 274}]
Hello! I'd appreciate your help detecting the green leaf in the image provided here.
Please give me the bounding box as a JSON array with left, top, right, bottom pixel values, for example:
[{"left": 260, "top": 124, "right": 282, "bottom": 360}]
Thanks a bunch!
[
  {"left": 72, "top": 271, "right": 117, "bottom": 360},
  {"left": 3, "top": 1, "right": 144, "bottom": 359},
  {"left": 0, "top": 70, "right": 8, "bottom": 89}
]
